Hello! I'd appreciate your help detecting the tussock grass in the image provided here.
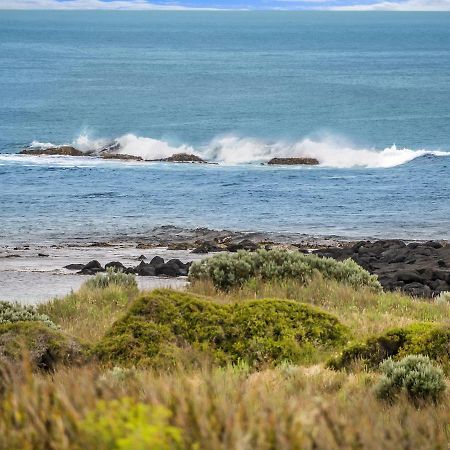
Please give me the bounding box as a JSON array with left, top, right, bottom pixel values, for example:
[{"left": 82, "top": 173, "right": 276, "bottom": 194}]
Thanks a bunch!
[{"left": 37, "top": 283, "right": 138, "bottom": 343}]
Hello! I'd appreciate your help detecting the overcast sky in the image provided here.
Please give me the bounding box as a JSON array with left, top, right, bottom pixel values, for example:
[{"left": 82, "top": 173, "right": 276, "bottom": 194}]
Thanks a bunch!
[{"left": 2, "top": 0, "right": 450, "bottom": 11}]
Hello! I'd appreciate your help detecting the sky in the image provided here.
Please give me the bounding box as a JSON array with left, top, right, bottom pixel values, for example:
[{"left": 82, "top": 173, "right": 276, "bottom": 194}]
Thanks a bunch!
[{"left": 2, "top": 0, "right": 450, "bottom": 11}]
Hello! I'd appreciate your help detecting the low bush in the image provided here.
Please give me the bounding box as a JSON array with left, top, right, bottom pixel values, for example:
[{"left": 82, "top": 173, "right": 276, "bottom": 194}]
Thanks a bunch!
[
  {"left": 188, "top": 249, "right": 381, "bottom": 292},
  {"left": 84, "top": 268, "right": 138, "bottom": 291},
  {"left": 95, "top": 289, "right": 349, "bottom": 368},
  {"left": 0, "top": 321, "right": 84, "bottom": 371},
  {"left": 0, "top": 301, "right": 57, "bottom": 329},
  {"left": 376, "top": 355, "right": 446, "bottom": 404},
  {"left": 79, "top": 398, "right": 183, "bottom": 450},
  {"left": 327, "top": 323, "right": 450, "bottom": 372}
]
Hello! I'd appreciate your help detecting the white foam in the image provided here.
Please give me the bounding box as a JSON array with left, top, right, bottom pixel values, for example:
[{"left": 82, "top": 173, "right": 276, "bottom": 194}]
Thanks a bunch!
[{"left": 16, "top": 133, "right": 450, "bottom": 169}]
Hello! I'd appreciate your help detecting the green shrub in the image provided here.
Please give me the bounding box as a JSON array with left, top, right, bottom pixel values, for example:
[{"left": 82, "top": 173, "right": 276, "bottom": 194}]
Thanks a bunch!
[
  {"left": 0, "top": 321, "right": 84, "bottom": 371},
  {"left": 188, "top": 249, "right": 381, "bottom": 292},
  {"left": 327, "top": 323, "right": 450, "bottom": 372},
  {"left": 376, "top": 355, "right": 446, "bottom": 404},
  {"left": 95, "top": 289, "right": 349, "bottom": 368},
  {"left": 79, "top": 398, "right": 183, "bottom": 450},
  {"left": 0, "top": 301, "right": 57, "bottom": 329},
  {"left": 84, "top": 268, "right": 138, "bottom": 291}
]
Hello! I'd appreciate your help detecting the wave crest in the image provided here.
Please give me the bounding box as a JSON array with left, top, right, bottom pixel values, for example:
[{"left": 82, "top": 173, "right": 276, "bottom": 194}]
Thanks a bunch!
[{"left": 28, "top": 133, "right": 449, "bottom": 169}]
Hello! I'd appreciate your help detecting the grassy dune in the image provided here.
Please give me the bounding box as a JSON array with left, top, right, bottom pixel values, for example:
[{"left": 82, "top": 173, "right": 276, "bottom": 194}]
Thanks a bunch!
[{"left": 0, "top": 270, "right": 448, "bottom": 449}]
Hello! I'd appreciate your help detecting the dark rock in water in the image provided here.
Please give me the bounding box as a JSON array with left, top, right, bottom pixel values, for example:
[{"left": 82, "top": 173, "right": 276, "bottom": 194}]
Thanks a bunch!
[
  {"left": 155, "top": 263, "right": 181, "bottom": 277},
  {"left": 100, "top": 153, "right": 143, "bottom": 161},
  {"left": 136, "top": 263, "right": 156, "bottom": 277},
  {"left": 137, "top": 254, "right": 147, "bottom": 260},
  {"left": 191, "top": 241, "right": 224, "bottom": 254},
  {"left": 166, "top": 258, "right": 187, "bottom": 269},
  {"left": 77, "top": 267, "right": 104, "bottom": 275},
  {"left": 38, "top": 253, "right": 49, "bottom": 257},
  {"left": 64, "top": 263, "right": 85, "bottom": 270},
  {"left": 267, "top": 157, "right": 319, "bottom": 166},
  {"left": 150, "top": 153, "right": 207, "bottom": 163},
  {"left": 226, "top": 239, "right": 259, "bottom": 252},
  {"left": 20, "top": 146, "right": 84, "bottom": 157},
  {"left": 149, "top": 256, "right": 165, "bottom": 266},
  {"left": 83, "top": 260, "right": 103, "bottom": 270},
  {"left": 105, "top": 261, "right": 126, "bottom": 272}
]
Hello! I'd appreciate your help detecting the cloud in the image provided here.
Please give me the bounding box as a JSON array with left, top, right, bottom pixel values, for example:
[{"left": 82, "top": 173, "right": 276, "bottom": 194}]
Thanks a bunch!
[
  {"left": 0, "top": 0, "right": 220, "bottom": 9},
  {"left": 329, "top": 0, "right": 450, "bottom": 10},
  {"left": 2, "top": 0, "right": 450, "bottom": 10}
]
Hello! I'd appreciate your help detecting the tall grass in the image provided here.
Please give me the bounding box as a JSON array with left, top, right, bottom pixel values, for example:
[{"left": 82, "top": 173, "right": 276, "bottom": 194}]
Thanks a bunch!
[
  {"left": 0, "top": 361, "right": 448, "bottom": 450},
  {"left": 38, "top": 282, "right": 138, "bottom": 343}
]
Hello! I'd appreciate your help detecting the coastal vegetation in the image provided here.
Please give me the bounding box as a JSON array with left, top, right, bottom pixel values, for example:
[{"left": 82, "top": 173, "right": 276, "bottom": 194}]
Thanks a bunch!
[{"left": 0, "top": 254, "right": 449, "bottom": 449}]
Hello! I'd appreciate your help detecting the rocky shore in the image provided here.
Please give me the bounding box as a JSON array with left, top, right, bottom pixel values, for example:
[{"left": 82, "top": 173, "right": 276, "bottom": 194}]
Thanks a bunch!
[{"left": 51, "top": 227, "right": 450, "bottom": 298}]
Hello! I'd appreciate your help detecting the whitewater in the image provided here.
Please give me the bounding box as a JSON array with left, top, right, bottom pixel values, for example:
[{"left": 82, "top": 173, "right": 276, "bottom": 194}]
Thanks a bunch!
[{"left": 17, "top": 133, "right": 449, "bottom": 169}]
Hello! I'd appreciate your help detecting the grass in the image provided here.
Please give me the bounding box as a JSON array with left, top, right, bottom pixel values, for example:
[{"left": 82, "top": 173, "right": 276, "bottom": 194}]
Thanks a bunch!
[
  {"left": 0, "top": 273, "right": 449, "bottom": 449},
  {"left": 0, "top": 361, "right": 448, "bottom": 450},
  {"left": 37, "top": 283, "right": 138, "bottom": 343}
]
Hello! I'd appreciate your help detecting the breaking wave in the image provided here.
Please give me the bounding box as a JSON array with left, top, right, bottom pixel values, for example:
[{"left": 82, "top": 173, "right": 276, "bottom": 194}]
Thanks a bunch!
[{"left": 27, "top": 133, "right": 450, "bottom": 169}]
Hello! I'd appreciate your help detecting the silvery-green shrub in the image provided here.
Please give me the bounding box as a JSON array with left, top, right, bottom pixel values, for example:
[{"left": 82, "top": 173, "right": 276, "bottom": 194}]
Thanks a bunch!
[
  {"left": 84, "top": 268, "right": 137, "bottom": 290},
  {"left": 376, "top": 355, "right": 446, "bottom": 403},
  {"left": 435, "top": 291, "right": 450, "bottom": 303},
  {"left": 0, "top": 301, "right": 57, "bottom": 329},
  {"left": 188, "top": 249, "right": 381, "bottom": 292}
]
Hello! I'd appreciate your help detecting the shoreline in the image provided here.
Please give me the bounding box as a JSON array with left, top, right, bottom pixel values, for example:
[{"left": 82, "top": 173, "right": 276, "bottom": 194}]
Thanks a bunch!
[{"left": 1, "top": 226, "right": 449, "bottom": 303}]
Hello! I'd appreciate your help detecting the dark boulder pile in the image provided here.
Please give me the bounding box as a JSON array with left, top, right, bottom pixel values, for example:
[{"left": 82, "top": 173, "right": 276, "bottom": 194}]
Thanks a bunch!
[
  {"left": 64, "top": 256, "right": 191, "bottom": 277},
  {"left": 313, "top": 240, "right": 450, "bottom": 298}
]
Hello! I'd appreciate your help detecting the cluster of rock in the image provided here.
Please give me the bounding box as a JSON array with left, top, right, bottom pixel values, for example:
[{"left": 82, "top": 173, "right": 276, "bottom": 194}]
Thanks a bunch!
[
  {"left": 19, "top": 144, "right": 207, "bottom": 164},
  {"left": 190, "top": 238, "right": 260, "bottom": 254},
  {"left": 267, "top": 157, "right": 320, "bottom": 165},
  {"left": 64, "top": 256, "right": 191, "bottom": 277},
  {"left": 313, "top": 240, "right": 450, "bottom": 297}
]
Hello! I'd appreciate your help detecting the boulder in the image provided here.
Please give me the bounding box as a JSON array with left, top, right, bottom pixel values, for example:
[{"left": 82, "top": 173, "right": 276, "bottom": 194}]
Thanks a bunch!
[
  {"left": 226, "top": 239, "right": 259, "bottom": 252},
  {"left": 64, "top": 263, "right": 85, "bottom": 270},
  {"left": 403, "top": 282, "right": 432, "bottom": 298},
  {"left": 155, "top": 263, "right": 181, "bottom": 277},
  {"left": 20, "top": 146, "right": 84, "bottom": 157},
  {"left": 83, "top": 260, "right": 103, "bottom": 270},
  {"left": 149, "top": 256, "right": 165, "bottom": 266},
  {"left": 267, "top": 157, "right": 319, "bottom": 166},
  {"left": 105, "top": 261, "right": 126, "bottom": 272},
  {"left": 150, "top": 153, "right": 207, "bottom": 163},
  {"left": 100, "top": 153, "right": 143, "bottom": 161}
]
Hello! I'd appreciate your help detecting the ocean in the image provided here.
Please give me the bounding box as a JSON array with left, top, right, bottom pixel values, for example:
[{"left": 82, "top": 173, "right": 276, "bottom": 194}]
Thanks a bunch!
[{"left": 1, "top": 11, "right": 450, "bottom": 243}]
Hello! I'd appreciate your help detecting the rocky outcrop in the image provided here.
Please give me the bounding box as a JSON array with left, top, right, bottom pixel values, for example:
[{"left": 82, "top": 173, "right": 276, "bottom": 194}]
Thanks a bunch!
[
  {"left": 267, "top": 157, "right": 319, "bottom": 165},
  {"left": 100, "top": 153, "right": 143, "bottom": 161},
  {"left": 20, "top": 146, "right": 84, "bottom": 156},
  {"left": 151, "top": 153, "right": 207, "bottom": 163},
  {"left": 313, "top": 240, "right": 450, "bottom": 298},
  {"left": 65, "top": 256, "right": 191, "bottom": 278}
]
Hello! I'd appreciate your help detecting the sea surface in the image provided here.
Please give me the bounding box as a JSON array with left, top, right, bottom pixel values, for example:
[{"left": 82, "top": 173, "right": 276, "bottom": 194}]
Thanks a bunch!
[{"left": 1, "top": 11, "right": 450, "bottom": 245}]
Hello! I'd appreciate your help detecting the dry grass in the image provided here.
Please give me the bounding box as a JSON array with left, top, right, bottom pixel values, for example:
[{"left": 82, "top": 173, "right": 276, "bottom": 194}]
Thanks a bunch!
[
  {"left": 0, "top": 361, "right": 448, "bottom": 450},
  {"left": 189, "top": 277, "right": 450, "bottom": 339},
  {"left": 37, "top": 284, "right": 138, "bottom": 343}
]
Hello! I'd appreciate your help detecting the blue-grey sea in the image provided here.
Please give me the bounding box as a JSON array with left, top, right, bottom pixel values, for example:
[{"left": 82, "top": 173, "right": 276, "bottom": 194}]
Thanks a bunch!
[{"left": 1, "top": 11, "right": 450, "bottom": 243}]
